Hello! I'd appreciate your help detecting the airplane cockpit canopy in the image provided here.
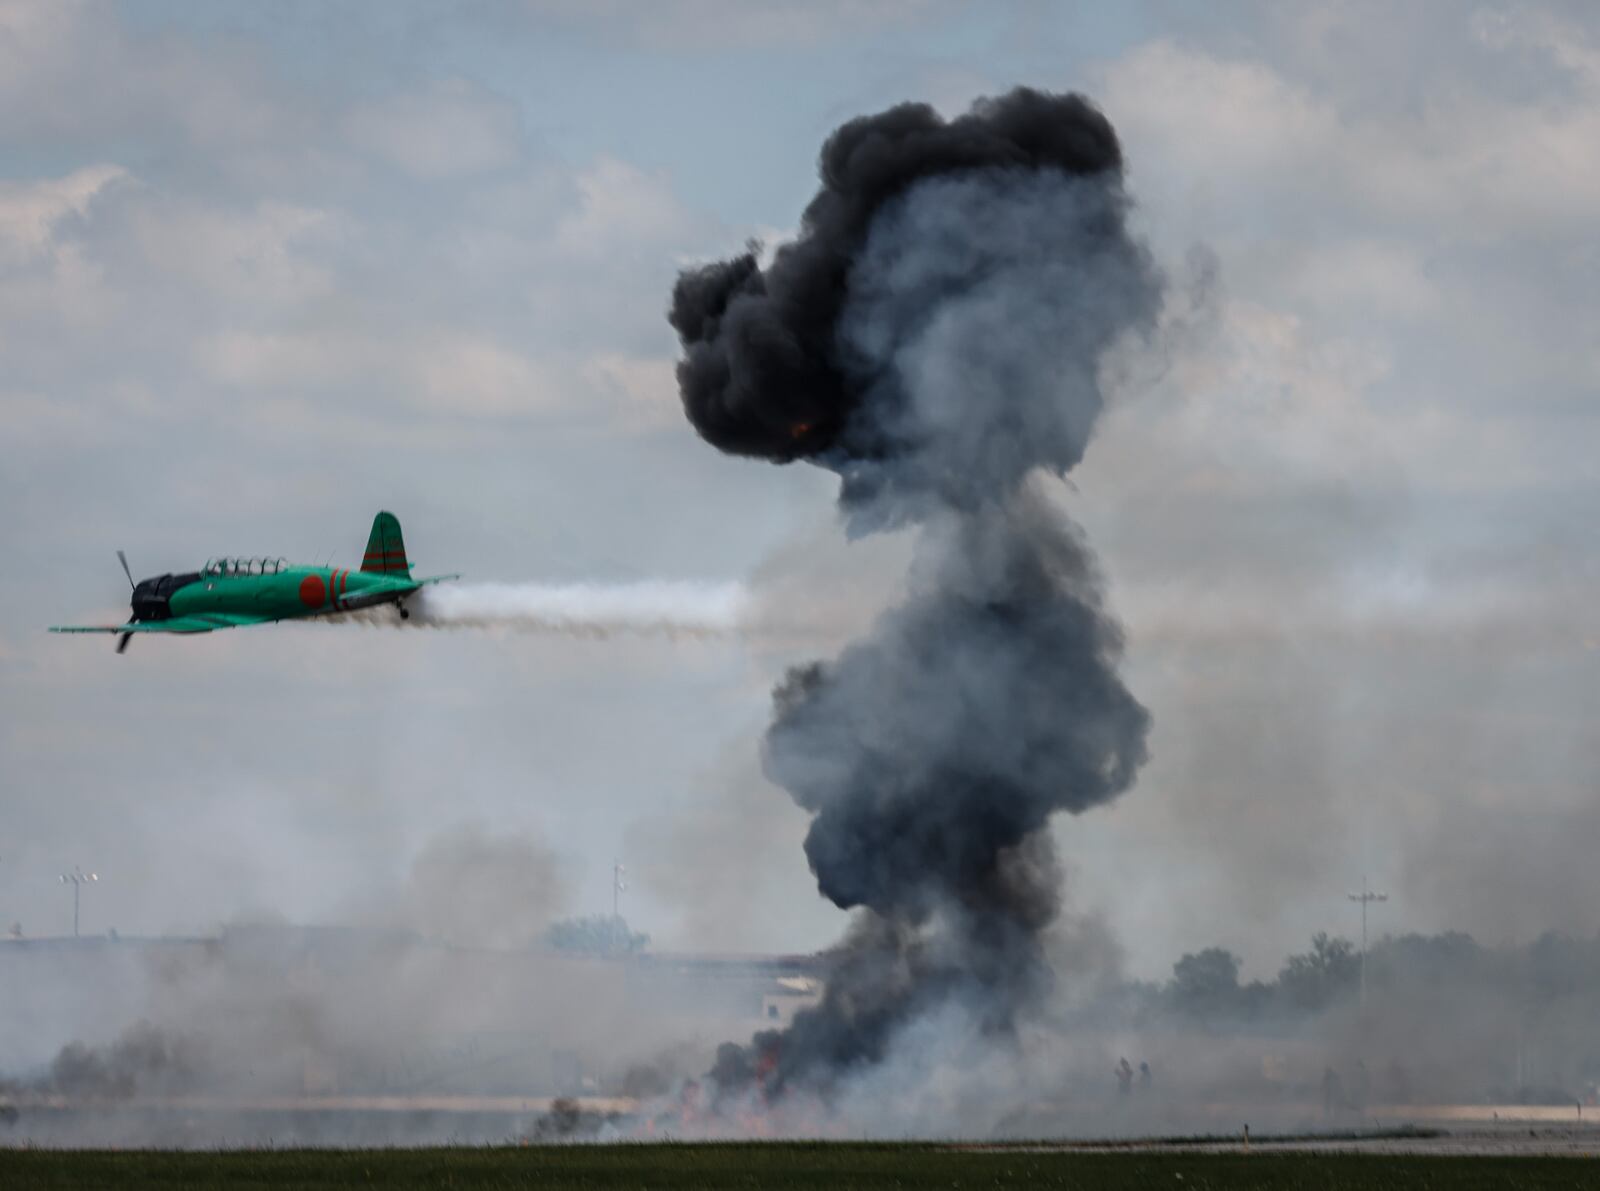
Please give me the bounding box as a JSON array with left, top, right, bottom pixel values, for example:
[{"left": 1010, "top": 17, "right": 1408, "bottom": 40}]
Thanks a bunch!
[{"left": 203, "top": 558, "right": 289, "bottom": 577}]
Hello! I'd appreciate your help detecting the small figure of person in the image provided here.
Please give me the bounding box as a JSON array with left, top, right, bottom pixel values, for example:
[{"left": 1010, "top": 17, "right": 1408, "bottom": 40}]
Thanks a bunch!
[
  {"left": 1116, "top": 1057, "right": 1134, "bottom": 1096},
  {"left": 1138, "top": 1061, "right": 1152, "bottom": 1092}
]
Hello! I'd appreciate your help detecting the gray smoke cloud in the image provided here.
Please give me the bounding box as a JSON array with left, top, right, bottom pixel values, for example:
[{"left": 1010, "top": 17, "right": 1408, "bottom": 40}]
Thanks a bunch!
[
  {"left": 366, "top": 826, "right": 571, "bottom": 951},
  {"left": 668, "top": 87, "right": 1162, "bottom": 1110}
]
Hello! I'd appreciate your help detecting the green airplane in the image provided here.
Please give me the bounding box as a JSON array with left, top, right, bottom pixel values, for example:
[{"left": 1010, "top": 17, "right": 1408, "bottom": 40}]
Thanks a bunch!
[{"left": 52, "top": 511, "right": 457, "bottom": 653}]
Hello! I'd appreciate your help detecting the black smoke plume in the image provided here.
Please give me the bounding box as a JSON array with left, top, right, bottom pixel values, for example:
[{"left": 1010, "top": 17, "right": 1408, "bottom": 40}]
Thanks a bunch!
[
  {"left": 670, "top": 88, "right": 1160, "bottom": 1109},
  {"left": 671, "top": 87, "right": 1155, "bottom": 528}
]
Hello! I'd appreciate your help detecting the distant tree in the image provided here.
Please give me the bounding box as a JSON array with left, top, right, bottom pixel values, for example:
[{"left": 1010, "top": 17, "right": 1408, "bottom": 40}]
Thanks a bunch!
[
  {"left": 1237, "top": 978, "right": 1275, "bottom": 1017},
  {"left": 1526, "top": 931, "right": 1600, "bottom": 998},
  {"left": 544, "top": 914, "right": 649, "bottom": 956},
  {"left": 1168, "top": 947, "right": 1242, "bottom": 1018},
  {"left": 1277, "top": 932, "right": 1358, "bottom": 1012},
  {"left": 1368, "top": 930, "right": 1486, "bottom": 991}
]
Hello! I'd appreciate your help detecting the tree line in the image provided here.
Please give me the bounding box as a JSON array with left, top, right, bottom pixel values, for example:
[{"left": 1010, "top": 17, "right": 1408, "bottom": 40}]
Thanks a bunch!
[{"left": 1133, "top": 929, "right": 1600, "bottom": 1023}]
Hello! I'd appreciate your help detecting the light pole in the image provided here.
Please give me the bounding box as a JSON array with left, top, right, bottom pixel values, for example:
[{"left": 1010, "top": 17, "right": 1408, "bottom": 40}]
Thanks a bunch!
[
  {"left": 60, "top": 868, "right": 98, "bottom": 938},
  {"left": 1347, "top": 878, "right": 1388, "bottom": 1007},
  {"left": 612, "top": 860, "right": 626, "bottom": 955}
]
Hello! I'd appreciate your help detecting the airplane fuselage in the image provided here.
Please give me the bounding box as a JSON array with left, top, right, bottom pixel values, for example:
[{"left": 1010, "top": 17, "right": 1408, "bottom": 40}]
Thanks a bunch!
[{"left": 135, "top": 561, "right": 420, "bottom": 624}]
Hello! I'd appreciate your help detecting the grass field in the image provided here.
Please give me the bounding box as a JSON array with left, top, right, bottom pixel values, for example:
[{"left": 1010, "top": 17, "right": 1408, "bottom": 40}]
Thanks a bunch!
[{"left": 1, "top": 1143, "right": 1594, "bottom": 1190}]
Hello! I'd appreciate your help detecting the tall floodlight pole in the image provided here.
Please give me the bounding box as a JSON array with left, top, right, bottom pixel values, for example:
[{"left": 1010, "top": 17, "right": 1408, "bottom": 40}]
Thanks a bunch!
[
  {"left": 612, "top": 860, "right": 626, "bottom": 955},
  {"left": 1347, "top": 878, "right": 1388, "bottom": 1007},
  {"left": 60, "top": 868, "right": 98, "bottom": 938}
]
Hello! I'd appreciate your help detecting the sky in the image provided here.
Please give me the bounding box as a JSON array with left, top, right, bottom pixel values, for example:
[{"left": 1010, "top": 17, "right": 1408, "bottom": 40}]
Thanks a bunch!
[{"left": 1, "top": 0, "right": 1596, "bottom": 981}]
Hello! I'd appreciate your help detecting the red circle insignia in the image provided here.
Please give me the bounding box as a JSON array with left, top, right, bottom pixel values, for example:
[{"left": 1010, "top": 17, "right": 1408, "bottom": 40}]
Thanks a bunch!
[{"left": 299, "top": 574, "right": 327, "bottom": 608}]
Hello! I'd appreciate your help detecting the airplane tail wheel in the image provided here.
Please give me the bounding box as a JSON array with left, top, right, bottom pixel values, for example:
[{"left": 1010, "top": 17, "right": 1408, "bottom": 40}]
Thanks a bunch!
[{"left": 399, "top": 606, "right": 410, "bottom": 620}]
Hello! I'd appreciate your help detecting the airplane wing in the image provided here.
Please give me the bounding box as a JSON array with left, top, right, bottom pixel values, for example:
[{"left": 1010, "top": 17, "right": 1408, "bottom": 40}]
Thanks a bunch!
[{"left": 51, "top": 613, "right": 273, "bottom": 635}]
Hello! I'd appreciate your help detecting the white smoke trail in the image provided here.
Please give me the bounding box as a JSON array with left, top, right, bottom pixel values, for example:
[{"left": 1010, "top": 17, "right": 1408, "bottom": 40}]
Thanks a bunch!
[{"left": 332, "top": 580, "right": 749, "bottom": 639}]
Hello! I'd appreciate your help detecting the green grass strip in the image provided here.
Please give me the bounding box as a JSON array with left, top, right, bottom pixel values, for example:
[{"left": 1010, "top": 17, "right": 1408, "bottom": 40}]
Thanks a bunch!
[{"left": 1, "top": 1143, "right": 1595, "bottom": 1191}]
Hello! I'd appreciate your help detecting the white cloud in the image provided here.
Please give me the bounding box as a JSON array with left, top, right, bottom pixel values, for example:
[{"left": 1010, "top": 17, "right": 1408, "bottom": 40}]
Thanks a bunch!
[
  {"left": 344, "top": 79, "right": 522, "bottom": 180},
  {"left": 0, "top": 0, "right": 83, "bottom": 80},
  {"left": 417, "top": 335, "right": 563, "bottom": 415},
  {"left": 1102, "top": 35, "right": 1600, "bottom": 237},
  {"left": 0, "top": 166, "right": 127, "bottom": 330},
  {"left": 583, "top": 353, "right": 681, "bottom": 429},
  {"left": 198, "top": 328, "right": 567, "bottom": 418},
  {"left": 554, "top": 157, "right": 698, "bottom": 256},
  {"left": 1105, "top": 42, "right": 1339, "bottom": 186},
  {"left": 1285, "top": 240, "right": 1441, "bottom": 319},
  {"left": 0, "top": 164, "right": 125, "bottom": 262},
  {"left": 1141, "top": 297, "right": 1397, "bottom": 487},
  {"left": 524, "top": 0, "right": 941, "bottom": 51},
  {"left": 127, "top": 198, "right": 339, "bottom": 306},
  {"left": 0, "top": 389, "right": 117, "bottom": 447},
  {"left": 1471, "top": 4, "right": 1600, "bottom": 90}
]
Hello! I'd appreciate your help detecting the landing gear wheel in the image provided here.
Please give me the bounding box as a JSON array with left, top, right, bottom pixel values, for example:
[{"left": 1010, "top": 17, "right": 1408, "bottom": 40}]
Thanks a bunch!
[{"left": 399, "top": 605, "right": 411, "bottom": 620}]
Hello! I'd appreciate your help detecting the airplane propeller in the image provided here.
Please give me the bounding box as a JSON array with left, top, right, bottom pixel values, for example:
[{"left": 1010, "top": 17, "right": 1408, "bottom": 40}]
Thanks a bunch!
[{"left": 116, "top": 550, "right": 135, "bottom": 654}]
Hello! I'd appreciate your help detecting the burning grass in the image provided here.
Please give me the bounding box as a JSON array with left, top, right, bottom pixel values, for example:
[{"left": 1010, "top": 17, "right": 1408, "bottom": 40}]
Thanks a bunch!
[{"left": 0, "top": 1145, "right": 1592, "bottom": 1189}]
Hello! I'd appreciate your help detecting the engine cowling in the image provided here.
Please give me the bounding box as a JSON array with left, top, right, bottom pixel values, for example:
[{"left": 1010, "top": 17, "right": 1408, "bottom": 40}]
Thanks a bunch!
[{"left": 129, "top": 572, "right": 199, "bottom": 622}]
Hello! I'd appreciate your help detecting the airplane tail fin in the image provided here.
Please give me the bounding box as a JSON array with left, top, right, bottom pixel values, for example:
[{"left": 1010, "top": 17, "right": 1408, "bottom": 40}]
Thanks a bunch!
[{"left": 361, "top": 511, "right": 412, "bottom": 578}]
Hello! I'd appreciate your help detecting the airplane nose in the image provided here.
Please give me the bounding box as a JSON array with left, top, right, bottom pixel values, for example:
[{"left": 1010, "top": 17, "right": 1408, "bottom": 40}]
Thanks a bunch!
[{"left": 129, "top": 579, "right": 170, "bottom": 623}]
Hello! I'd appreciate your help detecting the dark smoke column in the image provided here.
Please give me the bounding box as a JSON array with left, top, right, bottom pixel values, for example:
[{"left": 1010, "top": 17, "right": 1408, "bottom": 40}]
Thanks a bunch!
[{"left": 671, "top": 88, "right": 1160, "bottom": 1107}]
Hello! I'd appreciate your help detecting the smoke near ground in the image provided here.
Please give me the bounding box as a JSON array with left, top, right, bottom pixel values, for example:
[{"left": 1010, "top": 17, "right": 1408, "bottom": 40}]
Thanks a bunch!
[
  {"left": 0, "top": 827, "right": 722, "bottom": 1147},
  {"left": 360, "top": 826, "right": 572, "bottom": 952},
  {"left": 668, "top": 87, "right": 1162, "bottom": 1119},
  {"left": 0, "top": 930, "right": 718, "bottom": 1146},
  {"left": 49, "top": 1022, "right": 205, "bottom": 1102}
]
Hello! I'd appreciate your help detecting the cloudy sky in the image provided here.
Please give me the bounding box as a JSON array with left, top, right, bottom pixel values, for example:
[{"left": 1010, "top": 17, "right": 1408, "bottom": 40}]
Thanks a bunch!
[{"left": 2, "top": 0, "right": 1596, "bottom": 980}]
